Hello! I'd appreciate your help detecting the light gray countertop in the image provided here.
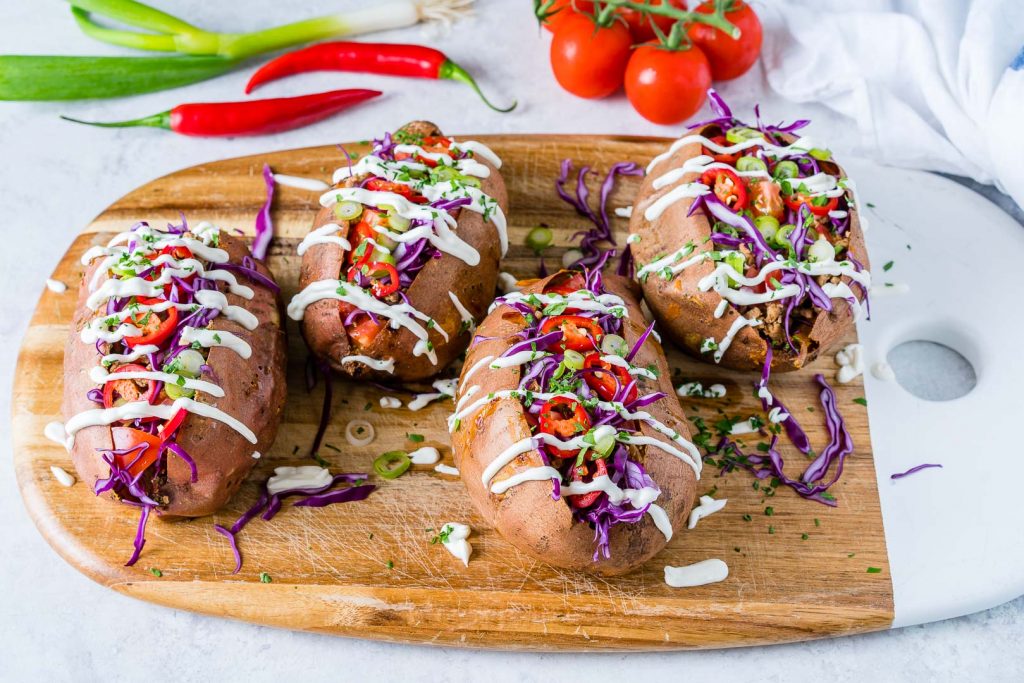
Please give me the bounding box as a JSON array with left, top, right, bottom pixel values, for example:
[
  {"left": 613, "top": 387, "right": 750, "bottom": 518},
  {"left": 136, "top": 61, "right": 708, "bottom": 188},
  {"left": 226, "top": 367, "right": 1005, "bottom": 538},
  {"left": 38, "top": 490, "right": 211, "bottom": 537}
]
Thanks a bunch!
[{"left": 1, "top": 1, "right": 1020, "bottom": 680}]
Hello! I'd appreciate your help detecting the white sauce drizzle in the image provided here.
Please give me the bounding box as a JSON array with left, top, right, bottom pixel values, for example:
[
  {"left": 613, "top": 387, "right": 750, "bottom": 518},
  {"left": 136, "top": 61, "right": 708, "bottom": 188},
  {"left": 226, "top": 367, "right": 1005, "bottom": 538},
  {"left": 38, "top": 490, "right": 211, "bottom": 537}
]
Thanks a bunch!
[
  {"left": 64, "top": 398, "right": 256, "bottom": 447},
  {"left": 342, "top": 355, "right": 395, "bottom": 373},
  {"left": 88, "top": 365, "right": 224, "bottom": 399},
  {"left": 437, "top": 522, "right": 473, "bottom": 566},
  {"left": 497, "top": 272, "right": 520, "bottom": 293},
  {"left": 434, "top": 463, "right": 459, "bottom": 476},
  {"left": 379, "top": 396, "right": 402, "bottom": 409},
  {"left": 714, "top": 315, "right": 762, "bottom": 363},
  {"left": 647, "top": 504, "right": 673, "bottom": 541},
  {"left": 296, "top": 223, "right": 352, "bottom": 256},
  {"left": 409, "top": 446, "right": 441, "bottom": 465},
  {"left": 267, "top": 466, "right": 332, "bottom": 496},
  {"left": 99, "top": 344, "right": 159, "bottom": 367},
  {"left": 729, "top": 418, "right": 761, "bottom": 435},
  {"left": 272, "top": 173, "right": 330, "bottom": 192},
  {"left": 490, "top": 350, "right": 551, "bottom": 369},
  {"left": 664, "top": 559, "right": 729, "bottom": 588},
  {"left": 677, "top": 382, "right": 727, "bottom": 399},
  {"left": 835, "top": 343, "right": 865, "bottom": 384},
  {"left": 46, "top": 278, "right": 67, "bottom": 293},
  {"left": 44, "top": 421, "right": 69, "bottom": 450},
  {"left": 872, "top": 361, "right": 896, "bottom": 382},
  {"left": 688, "top": 495, "right": 727, "bottom": 529},
  {"left": 614, "top": 206, "right": 633, "bottom": 218},
  {"left": 447, "top": 290, "right": 476, "bottom": 332},
  {"left": 180, "top": 326, "right": 252, "bottom": 360},
  {"left": 50, "top": 466, "right": 76, "bottom": 487}
]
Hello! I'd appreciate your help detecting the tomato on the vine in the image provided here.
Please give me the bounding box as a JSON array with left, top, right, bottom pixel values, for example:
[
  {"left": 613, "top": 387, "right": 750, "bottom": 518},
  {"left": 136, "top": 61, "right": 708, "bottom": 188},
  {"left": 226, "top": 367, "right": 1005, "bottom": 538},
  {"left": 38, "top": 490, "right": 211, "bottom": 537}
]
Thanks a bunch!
[
  {"left": 624, "top": 43, "right": 711, "bottom": 124},
  {"left": 688, "top": 0, "right": 763, "bottom": 81},
  {"left": 550, "top": 13, "right": 633, "bottom": 99},
  {"left": 538, "top": 0, "right": 595, "bottom": 33},
  {"left": 616, "top": 0, "right": 688, "bottom": 42}
]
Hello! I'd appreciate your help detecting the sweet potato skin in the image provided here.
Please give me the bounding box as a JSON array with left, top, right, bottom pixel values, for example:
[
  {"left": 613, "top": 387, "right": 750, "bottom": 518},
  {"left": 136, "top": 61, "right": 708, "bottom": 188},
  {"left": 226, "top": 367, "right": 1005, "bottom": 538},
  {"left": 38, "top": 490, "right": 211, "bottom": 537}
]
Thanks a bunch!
[
  {"left": 629, "top": 124, "right": 870, "bottom": 372},
  {"left": 451, "top": 271, "right": 697, "bottom": 576},
  {"left": 62, "top": 231, "right": 287, "bottom": 519},
  {"left": 299, "top": 120, "right": 507, "bottom": 382}
]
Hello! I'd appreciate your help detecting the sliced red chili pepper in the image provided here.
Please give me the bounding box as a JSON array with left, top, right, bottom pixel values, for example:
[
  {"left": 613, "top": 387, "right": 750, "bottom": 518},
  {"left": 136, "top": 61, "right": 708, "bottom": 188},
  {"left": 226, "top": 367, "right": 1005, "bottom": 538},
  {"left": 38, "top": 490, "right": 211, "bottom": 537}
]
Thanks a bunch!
[
  {"left": 538, "top": 396, "right": 592, "bottom": 460},
  {"left": 102, "top": 364, "right": 158, "bottom": 409},
  {"left": 159, "top": 245, "right": 193, "bottom": 260},
  {"left": 568, "top": 457, "right": 608, "bottom": 509},
  {"left": 111, "top": 427, "right": 163, "bottom": 479},
  {"left": 367, "top": 261, "right": 400, "bottom": 298},
  {"left": 700, "top": 167, "right": 748, "bottom": 210},
  {"left": 784, "top": 193, "right": 839, "bottom": 217},
  {"left": 364, "top": 178, "right": 428, "bottom": 204},
  {"left": 347, "top": 212, "right": 381, "bottom": 267},
  {"left": 159, "top": 409, "right": 188, "bottom": 443},
  {"left": 750, "top": 268, "right": 782, "bottom": 294},
  {"left": 583, "top": 353, "right": 637, "bottom": 404},
  {"left": 125, "top": 305, "right": 178, "bottom": 348},
  {"left": 702, "top": 134, "right": 740, "bottom": 165},
  {"left": 539, "top": 315, "right": 603, "bottom": 352}
]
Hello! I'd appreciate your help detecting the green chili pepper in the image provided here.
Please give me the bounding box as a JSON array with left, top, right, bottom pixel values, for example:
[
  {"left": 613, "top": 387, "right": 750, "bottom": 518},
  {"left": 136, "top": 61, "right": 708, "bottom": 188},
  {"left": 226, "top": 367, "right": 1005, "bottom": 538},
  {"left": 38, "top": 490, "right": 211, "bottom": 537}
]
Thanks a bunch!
[
  {"left": 526, "top": 226, "right": 553, "bottom": 253},
  {"left": 0, "top": 54, "right": 238, "bottom": 101},
  {"left": 373, "top": 450, "right": 411, "bottom": 479},
  {"left": 773, "top": 160, "right": 800, "bottom": 180},
  {"left": 736, "top": 156, "right": 767, "bottom": 173},
  {"left": 809, "top": 147, "right": 832, "bottom": 161},
  {"left": 754, "top": 215, "right": 779, "bottom": 240},
  {"left": 725, "top": 127, "right": 762, "bottom": 144}
]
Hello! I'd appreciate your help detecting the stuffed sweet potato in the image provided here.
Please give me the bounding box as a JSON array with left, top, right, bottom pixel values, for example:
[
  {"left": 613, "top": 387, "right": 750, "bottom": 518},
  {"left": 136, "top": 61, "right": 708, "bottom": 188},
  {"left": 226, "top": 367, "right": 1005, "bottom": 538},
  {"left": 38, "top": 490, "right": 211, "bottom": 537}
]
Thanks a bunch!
[
  {"left": 628, "top": 99, "right": 871, "bottom": 372},
  {"left": 289, "top": 120, "right": 509, "bottom": 382},
  {"left": 450, "top": 269, "right": 699, "bottom": 575},
  {"left": 60, "top": 220, "right": 286, "bottom": 562}
]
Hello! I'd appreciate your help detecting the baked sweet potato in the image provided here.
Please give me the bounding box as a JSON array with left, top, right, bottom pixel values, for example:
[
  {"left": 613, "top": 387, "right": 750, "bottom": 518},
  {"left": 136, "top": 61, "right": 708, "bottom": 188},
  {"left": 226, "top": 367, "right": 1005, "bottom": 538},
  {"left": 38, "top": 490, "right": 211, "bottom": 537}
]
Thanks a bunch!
[
  {"left": 61, "top": 221, "right": 286, "bottom": 523},
  {"left": 291, "top": 120, "right": 508, "bottom": 382},
  {"left": 451, "top": 269, "right": 699, "bottom": 575},
  {"left": 629, "top": 118, "right": 871, "bottom": 372}
]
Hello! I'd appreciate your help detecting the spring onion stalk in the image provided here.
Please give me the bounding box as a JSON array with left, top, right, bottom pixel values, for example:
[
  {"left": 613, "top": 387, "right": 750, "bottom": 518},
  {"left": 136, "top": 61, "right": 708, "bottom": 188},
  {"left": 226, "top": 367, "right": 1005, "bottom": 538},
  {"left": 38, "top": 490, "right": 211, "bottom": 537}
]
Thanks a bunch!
[
  {"left": 66, "top": 0, "right": 476, "bottom": 60},
  {"left": 0, "top": 54, "right": 238, "bottom": 101}
]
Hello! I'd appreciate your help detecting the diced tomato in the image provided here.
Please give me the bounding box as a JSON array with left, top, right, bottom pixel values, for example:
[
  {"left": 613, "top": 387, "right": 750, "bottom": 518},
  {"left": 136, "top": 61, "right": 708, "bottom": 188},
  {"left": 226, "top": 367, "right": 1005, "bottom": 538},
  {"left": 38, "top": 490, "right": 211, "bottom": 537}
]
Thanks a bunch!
[
  {"left": 750, "top": 180, "right": 784, "bottom": 219},
  {"left": 539, "top": 315, "right": 603, "bottom": 352},
  {"left": 393, "top": 135, "right": 453, "bottom": 167},
  {"left": 583, "top": 353, "right": 637, "bottom": 404},
  {"left": 543, "top": 272, "right": 587, "bottom": 296},
  {"left": 568, "top": 457, "right": 608, "bottom": 509},
  {"left": 751, "top": 268, "right": 782, "bottom": 294},
  {"left": 103, "top": 364, "right": 157, "bottom": 409},
  {"left": 364, "top": 178, "right": 428, "bottom": 204}
]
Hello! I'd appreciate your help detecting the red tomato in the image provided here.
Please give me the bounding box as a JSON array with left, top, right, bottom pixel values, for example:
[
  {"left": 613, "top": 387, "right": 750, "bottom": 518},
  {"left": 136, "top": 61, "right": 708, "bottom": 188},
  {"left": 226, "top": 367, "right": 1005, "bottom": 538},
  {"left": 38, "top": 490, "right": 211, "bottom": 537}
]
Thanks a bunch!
[
  {"left": 364, "top": 178, "right": 427, "bottom": 204},
  {"left": 750, "top": 180, "right": 784, "bottom": 219},
  {"left": 543, "top": 271, "right": 586, "bottom": 296},
  {"left": 539, "top": 0, "right": 594, "bottom": 33},
  {"left": 624, "top": 43, "right": 711, "bottom": 125},
  {"left": 550, "top": 13, "right": 632, "bottom": 99},
  {"left": 688, "top": 0, "right": 763, "bottom": 81},
  {"left": 616, "top": 0, "right": 688, "bottom": 42},
  {"left": 568, "top": 457, "right": 608, "bottom": 509},
  {"left": 784, "top": 193, "right": 839, "bottom": 217},
  {"left": 703, "top": 134, "right": 739, "bottom": 164}
]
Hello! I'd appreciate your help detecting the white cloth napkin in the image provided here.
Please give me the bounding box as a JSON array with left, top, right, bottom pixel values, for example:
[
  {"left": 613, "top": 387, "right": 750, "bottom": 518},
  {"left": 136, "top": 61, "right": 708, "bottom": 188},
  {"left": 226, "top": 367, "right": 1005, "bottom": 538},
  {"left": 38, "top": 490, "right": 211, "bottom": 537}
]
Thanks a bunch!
[{"left": 755, "top": 0, "right": 1024, "bottom": 208}]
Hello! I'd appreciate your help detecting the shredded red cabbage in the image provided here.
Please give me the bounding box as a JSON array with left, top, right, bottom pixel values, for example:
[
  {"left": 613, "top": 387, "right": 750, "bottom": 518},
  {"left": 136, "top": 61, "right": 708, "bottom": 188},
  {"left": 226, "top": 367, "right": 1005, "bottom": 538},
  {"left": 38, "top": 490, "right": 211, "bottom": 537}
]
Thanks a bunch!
[
  {"left": 251, "top": 163, "right": 275, "bottom": 261},
  {"left": 891, "top": 463, "right": 942, "bottom": 480}
]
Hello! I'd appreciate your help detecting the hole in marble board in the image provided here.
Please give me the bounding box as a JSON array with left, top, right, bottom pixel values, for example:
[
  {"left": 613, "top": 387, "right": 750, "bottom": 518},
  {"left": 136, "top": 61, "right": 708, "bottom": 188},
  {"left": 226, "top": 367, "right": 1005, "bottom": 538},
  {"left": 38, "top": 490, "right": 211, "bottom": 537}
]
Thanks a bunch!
[{"left": 886, "top": 340, "right": 976, "bottom": 401}]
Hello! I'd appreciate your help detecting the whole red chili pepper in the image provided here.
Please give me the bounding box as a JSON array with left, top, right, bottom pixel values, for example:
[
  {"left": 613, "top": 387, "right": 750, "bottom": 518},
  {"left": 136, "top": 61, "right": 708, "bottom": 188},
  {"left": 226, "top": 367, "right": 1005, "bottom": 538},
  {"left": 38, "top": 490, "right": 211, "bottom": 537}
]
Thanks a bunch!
[
  {"left": 59, "top": 88, "right": 381, "bottom": 137},
  {"left": 245, "top": 42, "right": 516, "bottom": 113}
]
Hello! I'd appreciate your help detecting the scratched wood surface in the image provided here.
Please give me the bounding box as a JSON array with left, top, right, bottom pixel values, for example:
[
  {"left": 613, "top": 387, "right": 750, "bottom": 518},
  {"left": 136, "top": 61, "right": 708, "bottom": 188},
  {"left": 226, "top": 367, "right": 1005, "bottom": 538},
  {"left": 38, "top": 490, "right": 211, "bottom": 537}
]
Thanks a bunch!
[{"left": 12, "top": 134, "right": 892, "bottom": 650}]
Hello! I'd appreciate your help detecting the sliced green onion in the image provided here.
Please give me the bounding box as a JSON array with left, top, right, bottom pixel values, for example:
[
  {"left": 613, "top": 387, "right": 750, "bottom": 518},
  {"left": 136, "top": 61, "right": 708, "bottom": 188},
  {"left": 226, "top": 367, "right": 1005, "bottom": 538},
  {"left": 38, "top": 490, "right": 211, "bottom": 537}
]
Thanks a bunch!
[
  {"left": 563, "top": 349, "right": 585, "bottom": 370},
  {"left": 600, "top": 333, "right": 628, "bottom": 357},
  {"left": 809, "top": 147, "right": 833, "bottom": 161},
  {"left": 526, "top": 226, "right": 553, "bottom": 253},
  {"left": 164, "top": 381, "right": 194, "bottom": 400},
  {"left": 736, "top": 156, "right": 767, "bottom": 173},
  {"left": 386, "top": 213, "right": 411, "bottom": 232},
  {"left": 334, "top": 201, "right": 363, "bottom": 222},
  {"left": 754, "top": 215, "right": 780, "bottom": 240},
  {"left": 173, "top": 349, "right": 205, "bottom": 377},
  {"left": 594, "top": 431, "right": 617, "bottom": 457},
  {"left": 773, "top": 161, "right": 799, "bottom": 180},
  {"left": 773, "top": 224, "right": 796, "bottom": 251},
  {"left": 373, "top": 450, "right": 411, "bottom": 479},
  {"left": 725, "top": 127, "right": 762, "bottom": 144}
]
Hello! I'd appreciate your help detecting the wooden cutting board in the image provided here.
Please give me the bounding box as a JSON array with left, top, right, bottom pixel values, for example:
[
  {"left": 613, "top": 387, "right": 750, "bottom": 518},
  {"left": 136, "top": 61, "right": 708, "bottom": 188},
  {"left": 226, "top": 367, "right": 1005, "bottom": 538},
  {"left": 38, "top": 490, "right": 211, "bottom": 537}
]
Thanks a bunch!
[{"left": 11, "top": 134, "right": 891, "bottom": 651}]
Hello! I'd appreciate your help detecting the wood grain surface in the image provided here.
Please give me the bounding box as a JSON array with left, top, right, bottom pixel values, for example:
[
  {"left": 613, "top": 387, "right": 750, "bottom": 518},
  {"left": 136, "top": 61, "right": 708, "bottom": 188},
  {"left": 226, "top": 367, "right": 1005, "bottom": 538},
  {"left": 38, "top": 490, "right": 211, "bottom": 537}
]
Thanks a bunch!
[{"left": 11, "top": 134, "right": 892, "bottom": 650}]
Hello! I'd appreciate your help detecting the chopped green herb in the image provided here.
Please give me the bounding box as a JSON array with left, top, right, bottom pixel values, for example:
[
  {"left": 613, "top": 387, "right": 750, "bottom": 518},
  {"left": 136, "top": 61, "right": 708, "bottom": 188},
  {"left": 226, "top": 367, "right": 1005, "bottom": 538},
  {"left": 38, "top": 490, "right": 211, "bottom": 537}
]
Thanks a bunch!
[
  {"left": 853, "top": 397, "right": 868, "bottom": 407},
  {"left": 430, "top": 525, "right": 454, "bottom": 545},
  {"left": 764, "top": 506, "right": 774, "bottom": 516},
  {"left": 866, "top": 202, "right": 876, "bottom": 208},
  {"left": 814, "top": 518, "right": 820, "bottom": 527},
  {"left": 848, "top": 553, "right": 856, "bottom": 558},
  {"left": 867, "top": 567, "right": 882, "bottom": 574},
  {"left": 407, "top": 433, "right": 425, "bottom": 443},
  {"left": 259, "top": 572, "right": 272, "bottom": 583},
  {"left": 883, "top": 260, "right": 894, "bottom": 271},
  {"left": 742, "top": 514, "right": 752, "bottom": 522},
  {"left": 821, "top": 492, "right": 836, "bottom": 502},
  {"left": 324, "top": 443, "right": 341, "bottom": 452},
  {"left": 768, "top": 525, "right": 775, "bottom": 535},
  {"left": 312, "top": 452, "right": 330, "bottom": 468},
  {"left": 364, "top": 402, "right": 373, "bottom": 411},
  {"left": 386, "top": 560, "right": 394, "bottom": 570},
  {"left": 149, "top": 568, "right": 163, "bottom": 577},
  {"left": 801, "top": 533, "right": 809, "bottom": 541}
]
